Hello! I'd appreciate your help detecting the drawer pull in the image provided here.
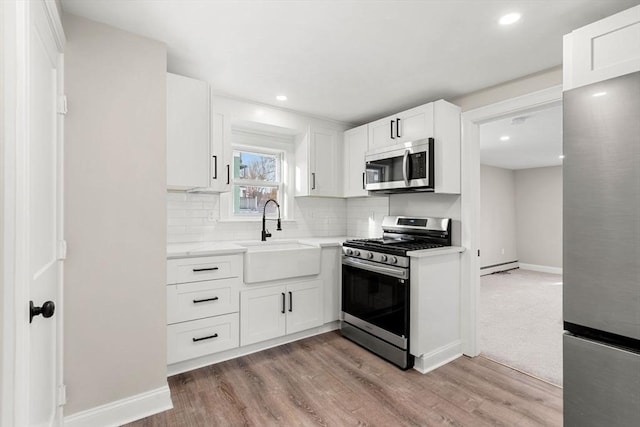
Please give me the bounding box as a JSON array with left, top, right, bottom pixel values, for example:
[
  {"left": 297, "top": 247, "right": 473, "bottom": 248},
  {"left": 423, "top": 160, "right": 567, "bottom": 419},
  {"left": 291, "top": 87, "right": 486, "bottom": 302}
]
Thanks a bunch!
[
  {"left": 192, "top": 267, "right": 219, "bottom": 272},
  {"left": 192, "top": 333, "right": 218, "bottom": 342},
  {"left": 193, "top": 296, "right": 219, "bottom": 304}
]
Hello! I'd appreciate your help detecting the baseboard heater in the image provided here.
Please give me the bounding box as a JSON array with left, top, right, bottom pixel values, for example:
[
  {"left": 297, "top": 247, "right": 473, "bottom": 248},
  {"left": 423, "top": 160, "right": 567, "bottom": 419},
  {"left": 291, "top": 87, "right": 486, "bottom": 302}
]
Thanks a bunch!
[{"left": 480, "top": 260, "right": 519, "bottom": 276}]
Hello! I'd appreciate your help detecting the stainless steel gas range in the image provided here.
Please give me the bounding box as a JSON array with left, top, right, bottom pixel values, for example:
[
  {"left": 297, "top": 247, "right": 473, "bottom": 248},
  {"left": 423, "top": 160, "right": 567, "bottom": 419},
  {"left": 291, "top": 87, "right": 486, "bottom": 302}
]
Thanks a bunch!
[{"left": 341, "top": 216, "right": 452, "bottom": 369}]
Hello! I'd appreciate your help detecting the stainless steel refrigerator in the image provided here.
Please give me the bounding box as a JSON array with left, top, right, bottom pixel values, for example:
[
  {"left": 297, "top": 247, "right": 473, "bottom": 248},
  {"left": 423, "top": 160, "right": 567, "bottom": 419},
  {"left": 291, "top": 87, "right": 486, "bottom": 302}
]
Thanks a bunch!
[{"left": 563, "top": 71, "right": 640, "bottom": 426}]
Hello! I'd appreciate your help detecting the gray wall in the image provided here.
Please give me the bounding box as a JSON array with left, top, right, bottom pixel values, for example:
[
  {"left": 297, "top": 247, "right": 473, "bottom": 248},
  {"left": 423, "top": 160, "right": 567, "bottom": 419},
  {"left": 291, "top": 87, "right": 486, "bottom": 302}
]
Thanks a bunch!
[
  {"left": 480, "top": 165, "right": 518, "bottom": 268},
  {"left": 515, "top": 166, "right": 563, "bottom": 268},
  {"left": 63, "top": 14, "right": 167, "bottom": 415}
]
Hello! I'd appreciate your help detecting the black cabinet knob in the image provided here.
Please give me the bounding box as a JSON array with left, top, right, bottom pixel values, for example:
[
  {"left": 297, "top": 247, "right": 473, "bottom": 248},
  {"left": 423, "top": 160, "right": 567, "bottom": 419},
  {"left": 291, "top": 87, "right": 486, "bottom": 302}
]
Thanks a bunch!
[{"left": 30, "top": 300, "right": 55, "bottom": 323}]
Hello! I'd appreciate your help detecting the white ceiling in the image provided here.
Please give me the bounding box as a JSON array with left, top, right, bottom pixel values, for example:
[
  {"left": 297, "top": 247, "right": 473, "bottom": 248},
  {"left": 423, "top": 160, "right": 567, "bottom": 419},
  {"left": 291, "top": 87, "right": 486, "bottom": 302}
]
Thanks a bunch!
[
  {"left": 480, "top": 104, "right": 563, "bottom": 170},
  {"left": 61, "top": 0, "right": 639, "bottom": 125}
]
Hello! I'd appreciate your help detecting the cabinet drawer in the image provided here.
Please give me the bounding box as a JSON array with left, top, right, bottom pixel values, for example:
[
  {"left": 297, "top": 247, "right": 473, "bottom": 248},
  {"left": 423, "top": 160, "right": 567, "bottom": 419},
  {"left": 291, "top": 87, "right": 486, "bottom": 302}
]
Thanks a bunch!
[
  {"left": 167, "top": 313, "right": 239, "bottom": 364},
  {"left": 167, "top": 278, "right": 239, "bottom": 324},
  {"left": 167, "top": 254, "right": 241, "bottom": 284}
]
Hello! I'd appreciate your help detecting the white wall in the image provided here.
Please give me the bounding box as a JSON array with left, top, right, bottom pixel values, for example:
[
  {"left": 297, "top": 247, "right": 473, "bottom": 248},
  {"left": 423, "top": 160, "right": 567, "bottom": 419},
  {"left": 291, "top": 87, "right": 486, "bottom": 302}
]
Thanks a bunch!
[
  {"left": 515, "top": 166, "right": 563, "bottom": 269},
  {"left": 63, "top": 14, "right": 167, "bottom": 415},
  {"left": 480, "top": 165, "right": 518, "bottom": 269}
]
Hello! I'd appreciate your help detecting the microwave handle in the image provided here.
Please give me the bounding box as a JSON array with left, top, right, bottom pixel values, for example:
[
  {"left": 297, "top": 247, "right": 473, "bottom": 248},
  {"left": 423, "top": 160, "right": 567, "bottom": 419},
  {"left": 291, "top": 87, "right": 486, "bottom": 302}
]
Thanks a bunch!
[{"left": 402, "top": 149, "right": 410, "bottom": 187}]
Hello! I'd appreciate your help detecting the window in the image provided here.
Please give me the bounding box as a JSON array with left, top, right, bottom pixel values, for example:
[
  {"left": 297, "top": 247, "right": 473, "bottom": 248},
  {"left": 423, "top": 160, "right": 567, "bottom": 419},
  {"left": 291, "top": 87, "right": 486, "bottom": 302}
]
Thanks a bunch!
[{"left": 232, "top": 149, "right": 283, "bottom": 216}]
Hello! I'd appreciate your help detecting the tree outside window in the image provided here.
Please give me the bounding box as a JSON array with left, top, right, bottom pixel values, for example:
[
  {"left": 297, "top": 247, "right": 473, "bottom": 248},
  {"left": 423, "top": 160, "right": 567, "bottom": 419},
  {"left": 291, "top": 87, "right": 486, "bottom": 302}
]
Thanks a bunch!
[{"left": 233, "top": 149, "right": 282, "bottom": 216}]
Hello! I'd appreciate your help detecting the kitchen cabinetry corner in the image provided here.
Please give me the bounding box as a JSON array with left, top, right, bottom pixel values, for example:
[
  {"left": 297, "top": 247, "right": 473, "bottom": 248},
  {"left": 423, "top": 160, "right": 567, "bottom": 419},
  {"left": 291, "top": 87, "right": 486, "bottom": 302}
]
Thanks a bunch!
[
  {"left": 295, "top": 125, "right": 342, "bottom": 197},
  {"left": 343, "top": 124, "right": 369, "bottom": 198}
]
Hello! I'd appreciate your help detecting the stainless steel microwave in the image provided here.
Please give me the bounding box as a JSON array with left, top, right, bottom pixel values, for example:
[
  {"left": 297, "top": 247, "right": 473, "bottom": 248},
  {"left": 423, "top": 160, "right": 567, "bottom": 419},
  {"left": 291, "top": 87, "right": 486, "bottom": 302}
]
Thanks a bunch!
[{"left": 365, "top": 138, "right": 434, "bottom": 193}]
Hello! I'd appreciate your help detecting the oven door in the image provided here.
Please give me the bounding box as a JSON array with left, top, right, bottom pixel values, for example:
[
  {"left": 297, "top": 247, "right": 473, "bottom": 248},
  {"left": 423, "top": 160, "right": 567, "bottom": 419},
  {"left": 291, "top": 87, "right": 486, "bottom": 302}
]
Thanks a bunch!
[
  {"left": 341, "top": 257, "right": 409, "bottom": 349},
  {"left": 365, "top": 138, "right": 433, "bottom": 191}
]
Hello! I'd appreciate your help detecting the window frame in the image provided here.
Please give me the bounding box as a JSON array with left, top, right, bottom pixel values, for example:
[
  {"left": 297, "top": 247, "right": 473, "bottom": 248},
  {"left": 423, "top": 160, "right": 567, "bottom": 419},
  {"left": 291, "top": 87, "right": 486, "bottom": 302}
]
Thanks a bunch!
[{"left": 231, "top": 146, "right": 284, "bottom": 217}]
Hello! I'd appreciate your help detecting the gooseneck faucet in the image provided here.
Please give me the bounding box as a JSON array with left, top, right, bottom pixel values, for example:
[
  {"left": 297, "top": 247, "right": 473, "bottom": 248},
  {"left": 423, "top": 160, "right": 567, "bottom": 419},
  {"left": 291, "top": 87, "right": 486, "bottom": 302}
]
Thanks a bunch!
[{"left": 261, "top": 198, "right": 282, "bottom": 241}]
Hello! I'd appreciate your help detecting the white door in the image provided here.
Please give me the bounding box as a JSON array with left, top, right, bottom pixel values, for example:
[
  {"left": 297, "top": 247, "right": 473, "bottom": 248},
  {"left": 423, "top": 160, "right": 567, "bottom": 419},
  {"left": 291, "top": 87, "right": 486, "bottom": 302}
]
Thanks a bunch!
[
  {"left": 396, "top": 103, "right": 433, "bottom": 144},
  {"left": 11, "top": 1, "right": 65, "bottom": 425},
  {"left": 240, "top": 286, "right": 286, "bottom": 346}
]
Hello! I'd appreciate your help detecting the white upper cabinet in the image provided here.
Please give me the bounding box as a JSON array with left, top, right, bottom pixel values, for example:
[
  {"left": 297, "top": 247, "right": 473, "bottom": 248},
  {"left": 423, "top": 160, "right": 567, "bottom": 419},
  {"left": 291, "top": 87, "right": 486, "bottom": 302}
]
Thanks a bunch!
[
  {"left": 343, "top": 124, "right": 368, "bottom": 198},
  {"left": 167, "top": 73, "right": 210, "bottom": 190},
  {"left": 166, "top": 73, "right": 231, "bottom": 192},
  {"left": 295, "top": 126, "right": 342, "bottom": 197},
  {"left": 368, "top": 104, "right": 434, "bottom": 149},
  {"left": 209, "top": 105, "right": 232, "bottom": 192},
  {"left": 563, "top": 5, "right": 640, "bottom": 91}
]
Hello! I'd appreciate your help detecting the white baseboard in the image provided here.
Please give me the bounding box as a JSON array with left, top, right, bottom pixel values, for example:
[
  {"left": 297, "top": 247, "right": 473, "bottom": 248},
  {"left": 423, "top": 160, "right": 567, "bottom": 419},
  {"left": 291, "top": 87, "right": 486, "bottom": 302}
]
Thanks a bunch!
[
  {"left": 519, "top": 263, "right": 563, "bottom": 275},
  {"left": 167, "top": 321, "right": 340, "bottom": 376},
  {"left": 413, "top": 340, "right": 462, "bottom": 374},
  {"left": 64, "top": 384, "right": 172, "bottom": 427},
  {"left": 480, "top": 261, "right": 519, "bottom": 276}
]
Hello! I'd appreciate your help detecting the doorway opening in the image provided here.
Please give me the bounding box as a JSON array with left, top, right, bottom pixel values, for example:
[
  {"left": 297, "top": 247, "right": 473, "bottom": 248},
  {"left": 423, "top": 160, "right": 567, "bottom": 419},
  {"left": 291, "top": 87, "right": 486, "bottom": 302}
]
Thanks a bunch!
[{"left": 478, "top": 104, "right": 563, "bottom": 386}]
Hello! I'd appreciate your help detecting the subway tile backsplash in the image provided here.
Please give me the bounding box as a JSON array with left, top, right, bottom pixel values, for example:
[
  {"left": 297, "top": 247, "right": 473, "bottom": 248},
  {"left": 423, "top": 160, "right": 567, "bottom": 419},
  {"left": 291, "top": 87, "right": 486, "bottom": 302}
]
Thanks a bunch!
[
  {"left": 167, "top": 192, "right": 347, "bottom": 243},
  {"left": 167, "top": 192, "right": 390, "bottom": 243}
]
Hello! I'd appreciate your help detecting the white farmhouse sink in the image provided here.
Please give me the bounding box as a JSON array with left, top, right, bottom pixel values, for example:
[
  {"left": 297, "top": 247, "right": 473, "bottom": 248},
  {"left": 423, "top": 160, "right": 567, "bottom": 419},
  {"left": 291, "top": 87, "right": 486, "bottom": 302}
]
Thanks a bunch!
[{"left": 238, "top": 240, "right": 321, "bottom": 283}]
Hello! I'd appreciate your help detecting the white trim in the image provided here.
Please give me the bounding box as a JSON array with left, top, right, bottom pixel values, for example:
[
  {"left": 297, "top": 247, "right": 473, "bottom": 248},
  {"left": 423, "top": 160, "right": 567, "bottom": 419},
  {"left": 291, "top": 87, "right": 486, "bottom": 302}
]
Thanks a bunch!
[
  {"left": 412, "top": 340, "right": 463, "bottom": 374},
  {"left": 42, "top": 0, "right": 65, "bottom": 51},
  {"left": 460, "top": 84, "right": 563, "bottom": 358},
  {"left": 168, "top": 321, "right": 339, "bottom": 376},
  {"left": 480, "top": 261, "right": 519, "bottom": 276},
  {"left": 63, "top": 385, "right": 173, "bottom": 427},
  {"left": 519, "top": 263, "right": 563, "bottom": 275}
]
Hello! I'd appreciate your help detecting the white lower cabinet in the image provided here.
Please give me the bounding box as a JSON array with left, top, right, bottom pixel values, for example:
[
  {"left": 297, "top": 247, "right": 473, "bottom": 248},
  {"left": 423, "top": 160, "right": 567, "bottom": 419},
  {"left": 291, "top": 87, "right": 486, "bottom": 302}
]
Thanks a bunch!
[
  {"left": 167, "top": 313, "right": 239, "bottom": 364},
  {"left": 240, "top": 279, "right": 323, "bottom": 346},
  {"left": 167, "top": 254, "right": 242, "bottom": 365}
]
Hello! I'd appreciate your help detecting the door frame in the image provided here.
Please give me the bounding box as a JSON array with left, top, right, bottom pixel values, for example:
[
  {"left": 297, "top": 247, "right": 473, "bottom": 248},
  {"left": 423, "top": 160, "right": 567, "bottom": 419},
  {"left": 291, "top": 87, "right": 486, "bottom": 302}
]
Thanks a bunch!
[
  {"left": 1, "top": 1, "right": 65, "bottom": 425},
  {"left": 460, "top": 84, "right": 563, "bottom": 357}
]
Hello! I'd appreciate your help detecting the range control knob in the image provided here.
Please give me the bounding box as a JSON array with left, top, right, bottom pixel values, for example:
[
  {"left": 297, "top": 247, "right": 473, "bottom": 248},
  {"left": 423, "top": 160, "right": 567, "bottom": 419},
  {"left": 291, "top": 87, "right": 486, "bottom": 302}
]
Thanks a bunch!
[
  {"left": 367, "top": 252, "right": 374, "bottom": 259},
  {"left": 353, "top": 250, "right": 361, "bottom": 257},
  {"left": 345, "top": 249, "right": 353, "bottom": 255},
  {"left": 380, "top": 255, "right": 388, "bottom": 262},
  {"left": 389, "top": 256, "right": 398, "bottom": 264}
]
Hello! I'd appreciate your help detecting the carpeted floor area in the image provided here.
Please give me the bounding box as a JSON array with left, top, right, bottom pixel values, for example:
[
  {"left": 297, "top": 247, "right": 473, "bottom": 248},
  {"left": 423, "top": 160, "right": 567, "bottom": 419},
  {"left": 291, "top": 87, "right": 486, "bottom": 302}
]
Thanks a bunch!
[{"left": 480, "top": 268, "right": 563, "bottom": 386}]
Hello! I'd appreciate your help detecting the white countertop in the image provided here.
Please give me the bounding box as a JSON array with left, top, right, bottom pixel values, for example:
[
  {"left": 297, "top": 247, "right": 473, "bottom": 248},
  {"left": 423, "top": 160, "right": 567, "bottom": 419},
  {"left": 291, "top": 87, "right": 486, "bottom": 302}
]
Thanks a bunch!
[
  {"left": 407, "top": 246, "right": 465, "bottom": 258},
  {"left": 167, "top": 237, "right": 347, "bottom": 258}
]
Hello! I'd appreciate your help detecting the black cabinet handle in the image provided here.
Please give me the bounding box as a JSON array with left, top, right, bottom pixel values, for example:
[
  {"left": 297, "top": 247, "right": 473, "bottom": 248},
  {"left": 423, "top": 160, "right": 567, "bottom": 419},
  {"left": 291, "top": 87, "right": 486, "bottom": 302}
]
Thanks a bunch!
[
  {"left": 192, "top": 267, "right": 219, "bottom": 272},
  {"left": 362, "top": 172, "right": 366, "bottom": 190},
  {"left": 226, "top": 164, "right": 230, "bottom": 184},
  {"left": 288, "top": 291, "right": 293, "bottom": 312},
  {"left": 193, "top": 296, "right": 219, "bottom": 304},
  {"left": 390, "top": 120, "right": 395, "bottom": 139},
  {"left": 281, "top": 292, "right": 286, "bottom": 314},
  {"left": 192, "top": 333, "right": 218, "bottom": 342},
  {"left": 311, "top": 173, "right": 316, "bottom": 190},
  {"left": 212, "top": 155, "right": 218, "bottom": 179},
  {"left": 30, "top": 300, "right": 55, "bottom": 323},
  {"left": 396, "top": 118, "right": 401, "bottom": 138}
]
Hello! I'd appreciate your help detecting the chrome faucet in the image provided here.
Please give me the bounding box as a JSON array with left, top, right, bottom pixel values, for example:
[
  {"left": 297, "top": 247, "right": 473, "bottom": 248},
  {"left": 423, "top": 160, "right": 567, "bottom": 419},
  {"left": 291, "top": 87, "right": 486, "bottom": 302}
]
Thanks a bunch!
[{"left": 261, "top": 199, "right": 282, "bottom": 241}]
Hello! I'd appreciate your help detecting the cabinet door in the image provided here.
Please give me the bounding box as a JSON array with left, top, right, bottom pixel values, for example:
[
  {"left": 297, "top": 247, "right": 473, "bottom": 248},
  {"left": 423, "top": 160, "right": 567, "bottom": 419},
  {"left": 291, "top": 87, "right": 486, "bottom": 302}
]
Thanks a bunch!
[
  {"left": 286, "top": 280, "right": 323, "bottom": 335},
  {"left": 396, "top": 103, "right": 433, "bottom": 144},
  {"left": 368, "top": 114, "right": 395, "bottom": 149},
  {"left": 310, "top": 127, "right": 341, "bottom": 197},
  {"left": 166, "top": 73, "right": 210, "bottom": 189},
  {"left": 564, "top": 5, "right": 640, "bottom": 90},
  {"left": 343, "top": 125, "right": 369, "bottom": 197},
  {"left": 240, "top": 286, "right": 286, "bottom": 346},
  {"left": 209, "top": 106, "right": 232, "bottom": 192}
]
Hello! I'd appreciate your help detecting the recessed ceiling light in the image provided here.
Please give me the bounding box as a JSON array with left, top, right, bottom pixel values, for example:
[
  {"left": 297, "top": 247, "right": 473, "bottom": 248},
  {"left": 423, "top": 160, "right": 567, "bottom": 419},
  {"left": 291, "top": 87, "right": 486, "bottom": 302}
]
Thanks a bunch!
[
  {"left": 499, "top": 13, "right": 521, "bottom": 26},
  {"left": 592, "top": 91, "right": 607, "bottom": 97},
  {"left": 500, "top": 135, "right": 510, "bottom": 141},
  {"left": 276, "top": 95, "right": 287, "bottom": 101},
  {"left": 559, "top": 155, "right": 565, "bottom": 159}
]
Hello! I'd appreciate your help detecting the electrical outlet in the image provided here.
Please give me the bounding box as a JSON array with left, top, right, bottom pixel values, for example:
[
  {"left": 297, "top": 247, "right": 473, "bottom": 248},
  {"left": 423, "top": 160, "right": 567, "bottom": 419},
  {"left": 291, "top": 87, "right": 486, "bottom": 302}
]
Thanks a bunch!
[
  {"left": 207, "top": 210, "right": 216, "bottom": 222},
  {"left": 501, "top": 248, "right": 505, "bottom": 255}
]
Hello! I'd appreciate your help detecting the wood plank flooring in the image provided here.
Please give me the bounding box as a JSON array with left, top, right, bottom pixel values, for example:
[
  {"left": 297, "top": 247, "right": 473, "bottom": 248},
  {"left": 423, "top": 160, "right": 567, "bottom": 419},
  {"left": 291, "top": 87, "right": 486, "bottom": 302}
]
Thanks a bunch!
[{"left": 124, "top": 331, "right": 562, "bottom": 426}]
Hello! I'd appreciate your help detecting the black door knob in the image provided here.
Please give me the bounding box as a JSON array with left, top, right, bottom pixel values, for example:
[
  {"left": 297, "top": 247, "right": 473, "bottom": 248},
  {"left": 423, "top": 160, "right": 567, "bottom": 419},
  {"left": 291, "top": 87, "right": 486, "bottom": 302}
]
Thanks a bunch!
[{"left": 30, "top": 300, "right": 55, "bottom": 323}]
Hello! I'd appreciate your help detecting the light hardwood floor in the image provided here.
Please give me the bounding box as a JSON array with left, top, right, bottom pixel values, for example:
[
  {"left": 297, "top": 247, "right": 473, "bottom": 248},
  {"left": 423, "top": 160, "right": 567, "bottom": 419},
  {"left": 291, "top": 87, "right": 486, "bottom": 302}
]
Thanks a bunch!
[{"left": 125, "top": 331, "right": 562, "bottom": 426}]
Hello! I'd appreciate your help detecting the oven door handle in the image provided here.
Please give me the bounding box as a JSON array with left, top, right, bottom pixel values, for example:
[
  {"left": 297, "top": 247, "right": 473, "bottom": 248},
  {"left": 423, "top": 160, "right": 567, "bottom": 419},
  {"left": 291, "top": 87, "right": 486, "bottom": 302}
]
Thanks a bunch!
[
  {"left": 342, "top": 257, "right": 408, "bottom": 280},
  {"left": 402, "top": 149, "right": 410, "bottom": 187}
]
